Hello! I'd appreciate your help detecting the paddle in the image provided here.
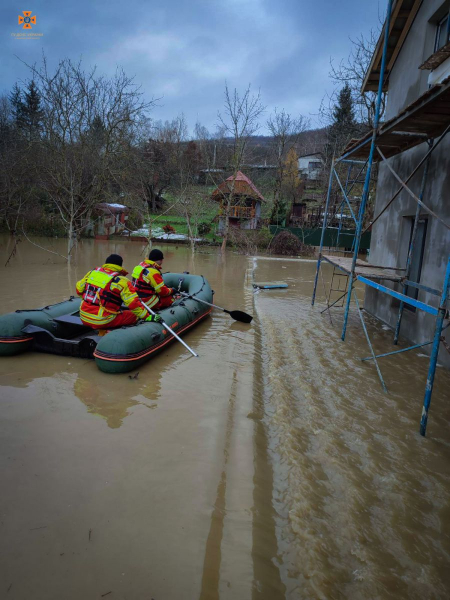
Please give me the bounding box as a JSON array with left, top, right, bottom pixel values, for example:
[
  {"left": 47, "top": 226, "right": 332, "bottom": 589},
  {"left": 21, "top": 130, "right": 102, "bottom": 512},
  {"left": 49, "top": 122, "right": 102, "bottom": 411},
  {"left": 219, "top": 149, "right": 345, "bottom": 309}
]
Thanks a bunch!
[
  {"left": 178, "top": 292, "right": 253, "bottom": 324},
  {"left": 140, "top": 300, "right": 199, "bottom": 358}
]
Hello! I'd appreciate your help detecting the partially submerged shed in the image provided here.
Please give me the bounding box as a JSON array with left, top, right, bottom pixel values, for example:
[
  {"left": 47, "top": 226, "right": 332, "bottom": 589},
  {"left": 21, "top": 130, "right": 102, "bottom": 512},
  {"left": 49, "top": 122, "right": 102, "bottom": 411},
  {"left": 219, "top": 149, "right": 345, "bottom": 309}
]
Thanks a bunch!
[{"left": 93, "top": 203, "right": 129, "bottom": 240}]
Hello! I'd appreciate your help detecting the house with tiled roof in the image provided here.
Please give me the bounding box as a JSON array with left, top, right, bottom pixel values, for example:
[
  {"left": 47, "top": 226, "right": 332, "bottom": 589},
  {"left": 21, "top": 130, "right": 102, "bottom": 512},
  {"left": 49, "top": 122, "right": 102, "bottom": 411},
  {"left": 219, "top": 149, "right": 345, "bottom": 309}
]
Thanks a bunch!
[{"left": 211, "top": 171, "right": 265, "bottom": 231}]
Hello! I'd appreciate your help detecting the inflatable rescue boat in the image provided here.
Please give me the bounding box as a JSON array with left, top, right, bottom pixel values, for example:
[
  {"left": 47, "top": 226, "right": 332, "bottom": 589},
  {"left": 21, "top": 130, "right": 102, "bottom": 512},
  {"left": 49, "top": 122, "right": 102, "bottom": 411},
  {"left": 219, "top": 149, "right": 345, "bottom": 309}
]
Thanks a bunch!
[{"left": 0, "top": 273, "right": 212, "bottom": 373}]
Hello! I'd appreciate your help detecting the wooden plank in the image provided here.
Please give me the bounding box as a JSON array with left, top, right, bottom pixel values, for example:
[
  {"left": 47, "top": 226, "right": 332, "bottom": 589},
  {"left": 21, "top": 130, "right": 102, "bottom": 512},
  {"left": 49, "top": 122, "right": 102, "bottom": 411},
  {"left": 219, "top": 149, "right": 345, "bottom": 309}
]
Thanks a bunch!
[
  {"left": 373, "top": 0, "right": 405, "bottom": 69},
  {"left": 386, "top": 0, "right": 423, "bottom": 71},
  {"left": 362, "top": 0, "right": 423, "bottom": 92},
  {"left": 322, "top": 255, "right": 404, "bottom": 282},
  {"left": 419, "top": 41, "right": 450, "bottom": 70}
]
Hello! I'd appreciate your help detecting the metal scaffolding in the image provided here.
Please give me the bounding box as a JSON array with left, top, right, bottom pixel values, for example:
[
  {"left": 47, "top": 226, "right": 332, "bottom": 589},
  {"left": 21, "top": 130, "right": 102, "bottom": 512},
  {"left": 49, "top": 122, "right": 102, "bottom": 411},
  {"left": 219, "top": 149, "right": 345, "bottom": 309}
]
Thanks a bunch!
[{"left": 311, "top": 0, "right": 450, "bottom": 437}]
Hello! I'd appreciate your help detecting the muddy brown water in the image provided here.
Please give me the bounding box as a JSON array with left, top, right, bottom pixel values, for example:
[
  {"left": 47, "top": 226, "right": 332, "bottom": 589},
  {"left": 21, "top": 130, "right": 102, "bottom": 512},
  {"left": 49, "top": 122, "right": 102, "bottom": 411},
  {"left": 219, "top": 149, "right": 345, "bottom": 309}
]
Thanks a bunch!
[{"left": 0, "top": 235, "right": 450, "bottom": 600}]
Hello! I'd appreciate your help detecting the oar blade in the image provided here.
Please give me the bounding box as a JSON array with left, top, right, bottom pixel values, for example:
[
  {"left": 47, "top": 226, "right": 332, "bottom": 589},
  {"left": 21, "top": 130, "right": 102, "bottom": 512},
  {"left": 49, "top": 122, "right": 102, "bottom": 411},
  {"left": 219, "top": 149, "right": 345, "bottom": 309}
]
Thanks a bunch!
[{"left": 228, "top": 310, "right": 253, "bottom": 323}]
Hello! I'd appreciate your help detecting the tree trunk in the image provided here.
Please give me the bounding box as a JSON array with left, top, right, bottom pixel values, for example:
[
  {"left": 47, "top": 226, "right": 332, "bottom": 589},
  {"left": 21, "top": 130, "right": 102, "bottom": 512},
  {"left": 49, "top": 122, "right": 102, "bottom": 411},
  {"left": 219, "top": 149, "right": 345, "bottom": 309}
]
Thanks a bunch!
[
  {"left": 221, "top": 204, "right": 229, "bottom": 254},
  {"left": 67, "top": 216, "right": 75, "bottom": 264},
  {"left": 67, "top": 190, "right": 76, "bottom": 263},
  {"left": 270, "top": 186, "right": 281, "bottom": 222},
  {"left": 221, "top": 178, "right": 236, "bottom": 255},
  {"left": 147, "top": 217, "right": 153, "bottom": 251},
  {"left": 186, "top": 212, "right": 195, "bottom": 253}
]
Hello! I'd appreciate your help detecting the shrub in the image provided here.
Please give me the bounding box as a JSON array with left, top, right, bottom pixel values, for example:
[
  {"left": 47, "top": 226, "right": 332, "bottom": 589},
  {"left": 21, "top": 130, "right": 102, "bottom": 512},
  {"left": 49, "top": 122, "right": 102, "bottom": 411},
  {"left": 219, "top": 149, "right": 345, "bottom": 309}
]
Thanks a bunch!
[
  {"left": 23, "top": 214, "right": 67, "bottom": 237},
  {"left": 228, "top": 227, "right": 273, "bottom": 254},
  {"left": 270, "top": 230, "right": 314, "bottom": 256},
  {"left": 163, "top": 224, "right": 176, "bottom": 234},
  {"left": 198, "top": 222, "right": 211, "bottom": 236},
  {"left": 126, "top": 209, "right": 143, "bottom": 231},
  {"left": 253, "top": 226, "right": 273, "bottom": 249}
]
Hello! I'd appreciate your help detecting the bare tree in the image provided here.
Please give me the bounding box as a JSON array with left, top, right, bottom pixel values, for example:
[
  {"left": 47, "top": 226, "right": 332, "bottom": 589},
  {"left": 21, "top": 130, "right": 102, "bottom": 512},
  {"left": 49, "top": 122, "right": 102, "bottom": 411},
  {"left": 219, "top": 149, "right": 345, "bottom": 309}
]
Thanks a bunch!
[
  {"left": 175, "top": 188, "right": 213, "bottom": 253},
  {"left": 174, "top": 139, "right": 208, "bottom": 252},
  {"left": 267, "top": 108, "right": 309, "bottom": 221},
  {"left": 0, "top": 93, "right": 36, "bottom": 235},
  {"left": 124, "top": 115, "right": 208, "bottom": 251},
  {"left": 217, "top": 84, "right": 265, "bottom": 253},
  {"left": 23, "top": 56, "right": 155, "bottom": 261},
  {"left": 325, "top": 29, "right": 385, "bottom": 129},
  {"left": 194, "top": 121, "right": 233, "bottom": 187}
]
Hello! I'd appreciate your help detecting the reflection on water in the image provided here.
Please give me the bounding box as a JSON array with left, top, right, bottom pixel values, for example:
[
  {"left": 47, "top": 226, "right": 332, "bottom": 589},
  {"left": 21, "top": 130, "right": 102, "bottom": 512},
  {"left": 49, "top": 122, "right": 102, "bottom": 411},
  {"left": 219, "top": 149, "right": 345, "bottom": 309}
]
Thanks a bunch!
[
  {"left": 73, "top": 376, "right": 160, "bottom": 429},
  {"left": 253, "top": 256, "right": 450, "bottom": 599}
]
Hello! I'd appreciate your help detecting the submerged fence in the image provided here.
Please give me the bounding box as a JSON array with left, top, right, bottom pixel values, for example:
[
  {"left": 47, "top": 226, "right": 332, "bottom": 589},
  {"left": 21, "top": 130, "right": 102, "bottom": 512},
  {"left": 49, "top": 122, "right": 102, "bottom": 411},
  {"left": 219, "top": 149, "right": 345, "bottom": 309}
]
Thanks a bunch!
[{"left": 269, "top": 226, "right": 372, "bottom": 250}]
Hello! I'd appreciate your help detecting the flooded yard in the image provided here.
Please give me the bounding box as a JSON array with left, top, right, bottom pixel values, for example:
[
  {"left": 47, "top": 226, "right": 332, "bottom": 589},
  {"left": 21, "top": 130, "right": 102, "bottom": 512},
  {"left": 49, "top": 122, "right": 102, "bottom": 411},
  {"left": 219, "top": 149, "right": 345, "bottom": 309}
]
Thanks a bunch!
[{"left": 1, "top": 236, "right": 449, "bottom": 599}]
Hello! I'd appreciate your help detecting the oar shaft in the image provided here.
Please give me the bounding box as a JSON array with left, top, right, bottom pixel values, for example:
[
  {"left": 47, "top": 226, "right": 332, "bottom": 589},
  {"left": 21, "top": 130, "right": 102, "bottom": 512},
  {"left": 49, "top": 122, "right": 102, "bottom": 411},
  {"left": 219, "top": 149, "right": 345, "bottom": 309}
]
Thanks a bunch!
[
  {"left": 140, "top": 301, "right": 198, "bottom": 358},
  {"left": 179, "top": 292, "right": 227, "bottom": 313}
]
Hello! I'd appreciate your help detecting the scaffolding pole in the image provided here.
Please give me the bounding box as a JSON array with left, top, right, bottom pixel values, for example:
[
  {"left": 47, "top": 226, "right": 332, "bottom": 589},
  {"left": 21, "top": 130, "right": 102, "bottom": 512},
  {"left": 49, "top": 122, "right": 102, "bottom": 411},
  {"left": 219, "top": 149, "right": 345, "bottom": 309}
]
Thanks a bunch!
[
  {"left": 312, "top": 159, "right": 335, "bottom": 306},
  {"left": 420, "top": 257, "right": 450, "bottom": 436},
  {"left": 337, "top": 164, "right": 353, "bottom": 247},
  {"left": 309, "top": 0, "right": 450, "bottom": 437},
  {"left": 341, "top": 0, "right": 394, "bottom": 342}
]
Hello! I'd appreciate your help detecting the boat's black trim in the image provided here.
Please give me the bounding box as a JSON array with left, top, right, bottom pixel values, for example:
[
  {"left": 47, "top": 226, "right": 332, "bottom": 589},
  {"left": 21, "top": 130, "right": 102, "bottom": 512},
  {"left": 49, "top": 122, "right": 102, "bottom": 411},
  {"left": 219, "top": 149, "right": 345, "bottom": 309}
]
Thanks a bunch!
[{"left": 21, "top": 324, "right": 99, "bottom": 358}]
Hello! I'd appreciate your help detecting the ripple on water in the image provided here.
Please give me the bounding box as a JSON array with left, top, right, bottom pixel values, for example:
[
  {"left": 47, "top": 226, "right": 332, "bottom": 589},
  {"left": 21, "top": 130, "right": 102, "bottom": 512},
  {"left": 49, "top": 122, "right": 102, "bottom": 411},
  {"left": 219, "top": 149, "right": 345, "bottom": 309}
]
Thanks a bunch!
[{"left": 253, "top": 280, "right": 450, "bottom": 599}]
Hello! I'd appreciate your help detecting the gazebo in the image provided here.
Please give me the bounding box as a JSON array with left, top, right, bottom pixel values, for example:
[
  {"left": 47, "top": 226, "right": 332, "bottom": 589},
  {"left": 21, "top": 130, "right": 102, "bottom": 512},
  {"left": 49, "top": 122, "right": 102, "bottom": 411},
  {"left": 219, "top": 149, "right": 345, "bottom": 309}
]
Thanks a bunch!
[{"left": 211, "top": 171, "right": 265, "bottom": 231}]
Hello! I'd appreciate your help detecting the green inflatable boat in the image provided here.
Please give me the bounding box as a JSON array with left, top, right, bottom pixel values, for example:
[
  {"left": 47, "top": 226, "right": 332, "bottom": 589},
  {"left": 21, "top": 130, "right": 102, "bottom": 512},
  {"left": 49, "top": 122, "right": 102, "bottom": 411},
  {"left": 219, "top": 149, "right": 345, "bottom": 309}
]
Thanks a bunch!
[{"left": 0, "top": 273, "right": 212, "bottom": 373}]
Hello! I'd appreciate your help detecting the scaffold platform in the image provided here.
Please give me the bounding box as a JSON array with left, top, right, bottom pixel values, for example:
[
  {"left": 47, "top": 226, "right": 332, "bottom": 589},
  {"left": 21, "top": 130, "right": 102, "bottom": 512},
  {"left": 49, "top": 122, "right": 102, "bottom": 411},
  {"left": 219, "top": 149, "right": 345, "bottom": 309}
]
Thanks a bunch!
[
  {"left": 311, "top": 0, "right": 450, "bottom": 437},
  {"left": 322, "top": 255, "right": 404, "bottom": 282}
]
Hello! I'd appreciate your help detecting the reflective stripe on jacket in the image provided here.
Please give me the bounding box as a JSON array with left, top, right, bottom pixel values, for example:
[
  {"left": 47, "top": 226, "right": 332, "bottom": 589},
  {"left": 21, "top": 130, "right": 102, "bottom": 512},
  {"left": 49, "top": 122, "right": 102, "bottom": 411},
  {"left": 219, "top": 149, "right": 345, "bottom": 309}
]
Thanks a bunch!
[
  {"left": 131, "top": 260, "right": 173, "bottom": 305},
  {"left": 76, "top": 263, "right": 148, "bottom": 326}
]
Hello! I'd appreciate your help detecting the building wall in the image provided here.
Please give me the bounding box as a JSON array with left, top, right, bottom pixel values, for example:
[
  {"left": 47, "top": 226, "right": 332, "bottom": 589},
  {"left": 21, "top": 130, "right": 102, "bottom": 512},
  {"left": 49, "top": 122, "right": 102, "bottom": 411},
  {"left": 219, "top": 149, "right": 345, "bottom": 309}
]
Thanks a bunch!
[
  {"left": 298, "top": 155, "right": 323, "bottom": 181},
  {"left": 365, "top": 0, "right": 450, "bottom": 368}
]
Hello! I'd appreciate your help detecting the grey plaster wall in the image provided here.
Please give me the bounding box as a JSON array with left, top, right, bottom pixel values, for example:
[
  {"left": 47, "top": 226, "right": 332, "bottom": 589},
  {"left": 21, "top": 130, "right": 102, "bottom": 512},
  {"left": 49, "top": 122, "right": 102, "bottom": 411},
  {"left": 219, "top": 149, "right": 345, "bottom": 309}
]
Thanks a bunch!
[{"left": 365, "top": 0, "right": 450, "bottom": 368}]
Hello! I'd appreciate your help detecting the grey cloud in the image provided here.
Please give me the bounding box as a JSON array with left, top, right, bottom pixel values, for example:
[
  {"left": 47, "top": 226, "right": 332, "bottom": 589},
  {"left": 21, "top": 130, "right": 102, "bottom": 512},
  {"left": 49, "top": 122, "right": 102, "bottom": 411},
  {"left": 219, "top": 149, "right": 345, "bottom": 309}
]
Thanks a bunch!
[{"left": 0, "top": 0, "right": 382, "bottom": 134}]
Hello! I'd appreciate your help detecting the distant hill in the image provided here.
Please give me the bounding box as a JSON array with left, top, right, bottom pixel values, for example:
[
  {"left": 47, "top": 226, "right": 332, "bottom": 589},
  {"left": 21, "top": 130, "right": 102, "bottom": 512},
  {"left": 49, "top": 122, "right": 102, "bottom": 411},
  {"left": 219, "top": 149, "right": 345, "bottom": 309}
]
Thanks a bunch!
[{"left": 222, "top": 127, "right": 327, "bottom": 164}]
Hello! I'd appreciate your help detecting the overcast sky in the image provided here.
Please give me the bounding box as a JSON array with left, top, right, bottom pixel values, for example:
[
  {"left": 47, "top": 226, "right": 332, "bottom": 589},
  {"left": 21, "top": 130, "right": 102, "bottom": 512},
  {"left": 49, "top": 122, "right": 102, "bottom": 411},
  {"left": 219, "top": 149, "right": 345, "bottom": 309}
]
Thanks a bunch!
[{"left": 1, "top": 0, "right": 383, "bottom": 135}]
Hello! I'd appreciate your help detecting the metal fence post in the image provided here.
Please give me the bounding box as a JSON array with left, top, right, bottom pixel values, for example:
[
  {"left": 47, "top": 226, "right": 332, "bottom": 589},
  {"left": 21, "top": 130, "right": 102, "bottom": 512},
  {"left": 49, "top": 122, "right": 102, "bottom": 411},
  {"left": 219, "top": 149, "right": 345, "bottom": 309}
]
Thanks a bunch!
[{"left": 312, "top": 160, "right": 335, "bottom": 306}]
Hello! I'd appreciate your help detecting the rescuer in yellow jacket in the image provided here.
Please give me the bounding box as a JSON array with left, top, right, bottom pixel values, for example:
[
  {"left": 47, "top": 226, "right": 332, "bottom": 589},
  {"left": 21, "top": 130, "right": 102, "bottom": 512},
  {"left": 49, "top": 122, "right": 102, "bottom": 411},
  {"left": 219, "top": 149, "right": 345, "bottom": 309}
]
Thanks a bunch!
[
  {"left": 76, "top": 253, "right": 161, "bottom": 329},
  {"left": 131, "top": 248, "right": 175, "bottom": 310}
]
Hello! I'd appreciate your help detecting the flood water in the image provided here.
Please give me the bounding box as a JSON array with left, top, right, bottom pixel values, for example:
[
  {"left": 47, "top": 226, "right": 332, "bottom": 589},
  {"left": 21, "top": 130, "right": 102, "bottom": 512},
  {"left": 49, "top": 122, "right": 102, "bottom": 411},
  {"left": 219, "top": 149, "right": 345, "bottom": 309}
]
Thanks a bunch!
[{"left": 1, "top": 234, "right": 450, "bottom": 600}]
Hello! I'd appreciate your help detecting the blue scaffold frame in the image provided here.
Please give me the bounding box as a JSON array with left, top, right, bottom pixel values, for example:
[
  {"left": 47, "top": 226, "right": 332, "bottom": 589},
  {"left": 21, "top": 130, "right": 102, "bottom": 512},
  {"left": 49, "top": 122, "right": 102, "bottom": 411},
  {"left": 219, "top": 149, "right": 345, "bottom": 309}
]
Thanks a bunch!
[{"left": 311, "top": 0, "right": 450, "bottom": 437}]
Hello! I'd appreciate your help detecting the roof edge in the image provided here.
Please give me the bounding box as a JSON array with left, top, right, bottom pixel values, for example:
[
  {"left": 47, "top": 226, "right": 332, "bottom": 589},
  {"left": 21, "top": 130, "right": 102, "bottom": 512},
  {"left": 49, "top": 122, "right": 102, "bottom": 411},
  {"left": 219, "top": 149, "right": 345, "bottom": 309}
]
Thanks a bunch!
[{"left": 361, "top": 0, "right": 423, "bottom": 94}]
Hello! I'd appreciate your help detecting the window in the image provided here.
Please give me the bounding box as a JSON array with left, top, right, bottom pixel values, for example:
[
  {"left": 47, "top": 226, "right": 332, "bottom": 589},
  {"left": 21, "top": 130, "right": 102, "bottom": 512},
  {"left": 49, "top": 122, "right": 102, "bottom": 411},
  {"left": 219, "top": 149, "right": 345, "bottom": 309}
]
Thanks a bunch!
[
  {"left": 405, "top": 218, "right": 428, "bottom": 312},
  {"left": 435, "top": 13, "right": 450, "bottom": 51}
]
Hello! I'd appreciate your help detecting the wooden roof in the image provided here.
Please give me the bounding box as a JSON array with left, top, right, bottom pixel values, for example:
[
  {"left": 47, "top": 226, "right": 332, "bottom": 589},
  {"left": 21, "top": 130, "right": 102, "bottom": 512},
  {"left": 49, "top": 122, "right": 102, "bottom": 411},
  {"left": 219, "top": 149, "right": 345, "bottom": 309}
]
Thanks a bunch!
[
  {"left": 211, "top": 171, "right": 265, "bottom": 202},
  {"left": 341, "top": 75, "right": 450, "bottom": 160},
  {"left": 362, "top": 0, "right": 422, "bottom": 93},
  {"left": 96, "top": 202, "right": 129, "bottom": 214}
]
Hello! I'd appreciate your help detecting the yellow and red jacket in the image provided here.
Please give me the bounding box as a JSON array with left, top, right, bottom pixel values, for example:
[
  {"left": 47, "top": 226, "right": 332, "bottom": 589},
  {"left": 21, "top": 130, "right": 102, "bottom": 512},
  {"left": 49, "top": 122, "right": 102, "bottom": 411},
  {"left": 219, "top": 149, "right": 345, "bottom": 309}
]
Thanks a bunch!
[
  {"left": 131, "top": 260, "right": 174, "bottom": 307},
  {"left": 76, "top": 263, "right": 148, "bottom": 326}
]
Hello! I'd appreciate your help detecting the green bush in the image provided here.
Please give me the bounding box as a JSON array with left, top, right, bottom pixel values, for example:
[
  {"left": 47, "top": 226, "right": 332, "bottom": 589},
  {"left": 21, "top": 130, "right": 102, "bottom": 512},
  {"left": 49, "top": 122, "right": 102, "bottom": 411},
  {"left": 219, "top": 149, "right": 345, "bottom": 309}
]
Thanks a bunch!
[
  {"left": 198, "top": 222, "right": 212, "bottom": 235},
  {"left": 270, "top": 230, "right": 314, "bottom": 256},
  {"left": 126, "top": 209, "right": 144, "bottom": 231},
  {"left": 253, "top": 226, "right": 273, "bottom": 249}
]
